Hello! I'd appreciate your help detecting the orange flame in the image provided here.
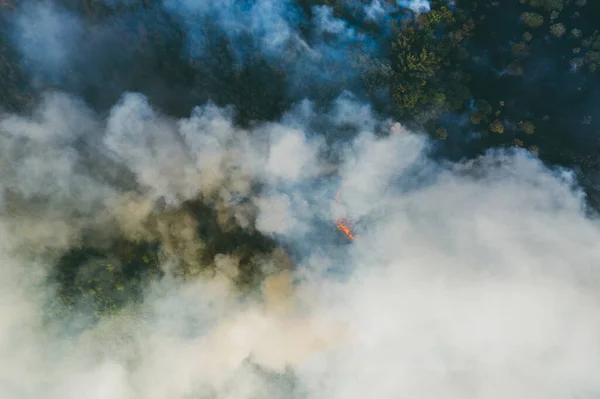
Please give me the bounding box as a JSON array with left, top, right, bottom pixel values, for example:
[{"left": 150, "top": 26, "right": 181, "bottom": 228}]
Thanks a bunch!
[
  {"left": 335, "top": 188, "right": 358, "bottom": 241},
  {"left": 336, "top": 218, "right": 357, "bottom": 240},
  {"left": 335, "top": 188, "right": 343, "bottom": 204}
]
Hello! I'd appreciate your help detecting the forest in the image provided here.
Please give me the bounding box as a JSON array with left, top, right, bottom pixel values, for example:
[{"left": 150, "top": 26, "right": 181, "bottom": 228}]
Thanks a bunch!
[{"left": 0, "top": 0, "right": 599, "bottom": 340}]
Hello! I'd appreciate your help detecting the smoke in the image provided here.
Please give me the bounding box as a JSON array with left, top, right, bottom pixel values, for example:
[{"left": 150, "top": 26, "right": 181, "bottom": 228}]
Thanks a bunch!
[
  {"left": 11, "top": 1, "right": 83, "bottom": 85},
  {"left": 1, "top": 85, "right": 600, "bottom": 398},
  {"left": 161, "top": 0, "right": 302, "bottom": 62},
  {"left": 3, "top": 0, "right": 600, "bottom": 398},
  {"left": 5, "top": 0, "right": 430, "bottom": 116},
  {"left": 396, "top": 0, "right": 430, "bottom": 13}
]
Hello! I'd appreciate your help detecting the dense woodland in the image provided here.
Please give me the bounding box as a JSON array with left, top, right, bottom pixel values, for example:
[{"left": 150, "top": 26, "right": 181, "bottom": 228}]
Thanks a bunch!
[{"left": 1, "top": 0, "right": 599, "bottom": 317}]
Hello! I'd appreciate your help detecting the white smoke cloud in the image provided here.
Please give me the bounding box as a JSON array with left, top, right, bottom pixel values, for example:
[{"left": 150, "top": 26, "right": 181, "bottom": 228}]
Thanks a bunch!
[
  {"left": 12, "top": 1, "right": 83, "bottom": 84},
  {"left": 397, "top": 0, "right": 431, "bottom": 13},
  {"left": 364, "top": 0, "right": 387, "bottom": 21},
  {"left": 162, "top": 0, "right": 301, "bottom": 62},
  {"left": 2, "top": 90, "right": 600, "bottom": 399},
  {"left": 8, "top": 0, "right": 391, "bottom": 104}
]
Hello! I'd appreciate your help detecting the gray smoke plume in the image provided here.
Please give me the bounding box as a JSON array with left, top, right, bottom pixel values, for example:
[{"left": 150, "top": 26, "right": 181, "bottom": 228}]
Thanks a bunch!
[
  {"left": 2, "top": 88, "right": 600, "bottom": 399},
  {"left": 5, "top": 0, "right": 431, "bottom": 117},
  {"left": 3, "top": 0, "right": 600, "bottom": 398}
]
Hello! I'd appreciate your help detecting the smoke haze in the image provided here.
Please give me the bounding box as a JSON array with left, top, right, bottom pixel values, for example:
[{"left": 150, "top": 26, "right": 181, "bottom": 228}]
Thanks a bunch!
[
  {"left": 3, "top": 0, "right": 600, "bottom": 398},
  {"left": 2, "top": 88, "right": 600, "bottom": 398}
]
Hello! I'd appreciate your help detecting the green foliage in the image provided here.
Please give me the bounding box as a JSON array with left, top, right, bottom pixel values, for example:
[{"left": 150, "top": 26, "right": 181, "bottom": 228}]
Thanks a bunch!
[
  {"left": 511, "top": 42, "right": 529, "bottom": 57},
  {"left": 358, "top": 55, "right": 394, "bottom": 94},
  {"left": 518, "top": 121, "right": 536, "bottom": 134},
  {"left": 527, "top": 0, "right": 563, "bottom": 11},
  {"left": 585, "top": 51, "right": 600, "bottom": 64},
  {"left": 549, "top": 23, "right": 566, "bottom": 37},
  {"left": 542, "top": 0, "right": 564, "bottom": 12},
  {"left": 569, "top": 57, "right": 584, "bottom": 70},
  {"left": 389, "top": 4, "right": 474, "bottom": 119},
  {"left": 50, "top": 197, "right": 282, "bottom": 318},
  {"left": 436, "top": 127, "right": 448, "bottom": 140},
  {"left": 489, "top": 119, "right": 505, "bottom": 134},
  {"left": 476, "top": 99, "right": 493, "bottom": 113},
  {"left": 53, "top": 240, "right": 161, "bottom": 317},
  {"left": 522, "top": 12, "right": 544, "bottom": 28},
  {"left": 469, "top": 111, "right": 485, "bottom": 125},
  {"left": 468, "top": 99, "right": 493, "bottom": 126}
]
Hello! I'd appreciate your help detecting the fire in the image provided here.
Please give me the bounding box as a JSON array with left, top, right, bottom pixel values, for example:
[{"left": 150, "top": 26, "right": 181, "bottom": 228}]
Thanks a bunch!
[
  {"left": 335, "top": 188, "right": 343, "bottom": 204},
  {"left": 335, "top": 188, "right": 358, "bottom": 241},
  {"left": 336, "top": 218, "right": 357, "bottom": 240}
]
